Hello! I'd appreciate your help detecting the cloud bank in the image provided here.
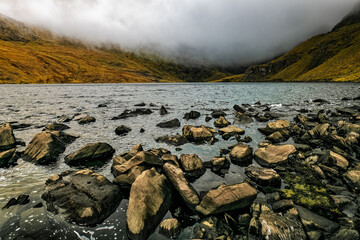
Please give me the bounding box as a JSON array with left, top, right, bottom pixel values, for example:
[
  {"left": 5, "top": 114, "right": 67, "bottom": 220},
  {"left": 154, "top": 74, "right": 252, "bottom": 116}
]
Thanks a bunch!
[{"left": 0, "top": 0, "right": 358, "bottom": 66}]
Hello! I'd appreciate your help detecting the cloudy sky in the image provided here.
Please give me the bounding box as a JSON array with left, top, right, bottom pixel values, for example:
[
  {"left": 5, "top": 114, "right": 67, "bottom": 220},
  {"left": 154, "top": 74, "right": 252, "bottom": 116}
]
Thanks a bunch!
[{"left": 0, "top": 0, "right": 358, "bottom": 66}]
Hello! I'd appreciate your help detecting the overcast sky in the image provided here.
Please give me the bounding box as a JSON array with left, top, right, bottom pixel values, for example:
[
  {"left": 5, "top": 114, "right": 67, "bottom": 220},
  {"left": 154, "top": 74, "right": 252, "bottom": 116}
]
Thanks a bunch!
[{"left": 0, "top": 0, "right": 358, "bottom": 66}]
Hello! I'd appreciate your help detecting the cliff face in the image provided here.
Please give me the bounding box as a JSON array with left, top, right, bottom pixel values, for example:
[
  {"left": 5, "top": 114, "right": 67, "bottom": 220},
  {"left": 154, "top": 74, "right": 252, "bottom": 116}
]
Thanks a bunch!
[{"left": 243, "top": 7, "right": 360, "bottom": 82}]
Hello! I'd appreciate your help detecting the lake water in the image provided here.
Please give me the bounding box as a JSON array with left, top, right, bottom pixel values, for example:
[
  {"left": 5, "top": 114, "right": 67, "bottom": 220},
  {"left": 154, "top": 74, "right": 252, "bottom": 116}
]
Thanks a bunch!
[{"left": 0, "top": 82, "right": 359, "bottom": 239}]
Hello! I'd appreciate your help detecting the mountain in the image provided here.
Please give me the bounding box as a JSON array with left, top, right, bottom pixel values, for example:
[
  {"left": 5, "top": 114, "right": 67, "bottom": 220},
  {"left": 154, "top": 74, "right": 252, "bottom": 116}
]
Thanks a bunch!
[
  {"left": 242, "top": 6, "right": 360, "bottom": 82},
  {"left": 0, "top": 14, "right": 231, "bottom": 83}
]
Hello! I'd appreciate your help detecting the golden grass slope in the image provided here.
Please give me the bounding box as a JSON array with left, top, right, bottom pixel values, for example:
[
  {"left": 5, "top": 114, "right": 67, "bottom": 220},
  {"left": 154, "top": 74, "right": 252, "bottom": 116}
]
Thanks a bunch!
[{"left": 243, "top": 15, "right": 360, "bottom": 82}]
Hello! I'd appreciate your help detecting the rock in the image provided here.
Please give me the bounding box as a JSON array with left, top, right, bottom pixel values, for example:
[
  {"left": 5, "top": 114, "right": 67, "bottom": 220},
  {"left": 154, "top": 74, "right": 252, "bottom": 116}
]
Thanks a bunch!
[
  {"left": 156, "top": 118, "right": 181, "bottom": 128},
  {"left": 65, "top": 142, "right": 115, "bottom": 166},
  {"left": 211, "top": 110, "right": 226, "bottom": 118},
  {"left": 98, "top": 103, "right": 107, "bottom": 108},
  {"left": 42, "top": 169, "right": 121, "bottom": 225},
  {"left": 195, "top": 182, "right": 257, "bottom": 215},
  {"left": 134, "top": 102, "right": 146, "bottom": 107},
  {"left": 330, "top": 195, "right": 358, "bottom": 218},
  {"left": 115, "top": 125, "right": 132, "bottom": 135},
  {"left": 214, "top": 116, "right": 230, "bottom": 128},
  {"left": 338, "top": 121, "right": 360, "bottom": 134},
  {"left": 58, "top": 115, "right": 72, "bottom": 123},
  {"left": 77, "top": 115, "right": 96, "bottom": 125},
  {"left": 293, "top": 143, "right": 312, "bottom": 152},
  {"left": 330, "top": 228, "right": 359, "bottom": 240},
  {"left": 245, "top": 166, "right": 281, "bottom": 187},
  {"left": 254, "top": 144, "right": 296, "bottom": 167},
  {"left": 140, "top": 128, "right": 145, "bottom": 133},
  {"left": 112, "top": 108, "right": 153, "bottom": 120},
  {"left": 309, "top": 123, "right": 330, "bottom": 138},
  {"left": 19, "top": 207, "right": 53, "bottom": 239},
  {"left": 233, "top": 104, "right": 246, "bottom": 113},
  {"left": 179, "top": 154, "right": 205, "bottom": 179},
  {"left": 211, "top": 156, "right": 230, "bottom": 173},
  {"left": 239, "top": 135, "right": 252, "bottom": 143},
  {"left": 272, "top": 199, "right": 294, "bottom": 211},
  {"left": 234, "top": 112, "right": 253, "bottom": 124},
  {"left": 297, "top": 206, "right": 339, "bottom": 237},
  {"left": 266, "top": 119, "right": 290, "bottom": 131},
  {"left": 163, "top": 163, "right": 200, "bottom": 208},
  {"left": 113, "top": 165, "right": 148, "bottom": 188},
  {"left": 161, "top": 154, "right": 180, "bottom": 167},
  {"left": 183, "top": 110, "right": 200, "bottom": 120},
  {"left": 113, "top": 151, "right": 163, "bottom": 175},
  {"left": 23, "top": 131, "right": 69, "bottom": 164},
  {"left": 313, "top": 99, "right": 330, "bottom": 104},
  {"left": 155, "top": 134, "right": 189, "bottom": 146},
  {"left": 51, "top": 130, "right": 78, "bottom": 144},
  {"left": 127, "top": 168, "right": 172, "bottom": 240},
  {"left": 159, "top": 218, "right": 181, "bottom": 238},
  {"left": 230, "top": 143, "right": 253, "bottom": 165},
  {"left": 193, "top": 216, "right": 229, "bottom": 239},
  {"left": 218, "top": 126, "right": 245, "bottom": 138},
  {"left": 344, "top": 170, "right": 360, "bottom": 190},
  {"left": 337, "top": 107, "right": 358, "bottom": 116},
  {"left": 0, "top": 123, "right": 16, "bottom": 151},
  {"left": 160, "top": 105, "right": 168, "bottom": 115},
  {"left": 0, "top": 148, "right": 17, "bottom": 168},
  {"left": 321, "top": 151, "right": 349, "bottom": 170},
  {"left": 183, "top": 125, "right": 214, "bottom": 141},
  {"left": 2, "top": 194, "right": 30, "bottom": 209},
  {"left": 44, "top": 123, "right": 70, "bottom": 131},
  {"left": 266, "top": 131, "right": 285, "bottom": 143}
]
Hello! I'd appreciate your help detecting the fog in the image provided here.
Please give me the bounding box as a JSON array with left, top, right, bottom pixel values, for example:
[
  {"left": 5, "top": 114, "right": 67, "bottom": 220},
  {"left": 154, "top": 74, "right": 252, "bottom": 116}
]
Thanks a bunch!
[{"left": 0, "top": 0, "right": 358, "bottom": 66}]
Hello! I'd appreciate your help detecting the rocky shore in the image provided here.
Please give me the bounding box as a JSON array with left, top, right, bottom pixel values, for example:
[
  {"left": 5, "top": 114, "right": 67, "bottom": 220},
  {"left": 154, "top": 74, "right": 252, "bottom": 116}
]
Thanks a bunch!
[{"left": 0, "top": 97, "right": 360, "bottom": 240}]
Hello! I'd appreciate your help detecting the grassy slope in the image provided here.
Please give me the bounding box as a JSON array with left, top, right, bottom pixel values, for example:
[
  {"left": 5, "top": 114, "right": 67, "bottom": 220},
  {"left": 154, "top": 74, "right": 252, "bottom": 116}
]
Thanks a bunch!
[
  {"left": 241, "top": 12, "right": 360, "bottom": 82},
  {"left": 0, "top": 15, "right": 230, "bottom": 83}
]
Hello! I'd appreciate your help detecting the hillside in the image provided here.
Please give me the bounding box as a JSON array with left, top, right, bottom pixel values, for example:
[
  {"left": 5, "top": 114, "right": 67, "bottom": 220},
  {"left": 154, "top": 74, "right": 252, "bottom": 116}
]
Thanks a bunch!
[
  {"left": 0, "top": 14, "right": 230, "bottom": 84},
  {"left": 242, "top": 7, "right": 360, "bottom": 82}
]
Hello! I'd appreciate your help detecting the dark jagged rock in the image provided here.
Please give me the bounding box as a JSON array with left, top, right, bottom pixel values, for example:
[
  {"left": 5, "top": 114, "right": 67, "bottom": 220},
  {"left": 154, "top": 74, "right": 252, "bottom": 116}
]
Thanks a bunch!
[
  {"left": 195, "top": 182, "right": 257, "bottom": 215},
  {"left": 160, "top": 105, "right": 168, "bottom": 115},
  {"left": 112, "top": 108, "right": 153, "bottom": 120},
  {"left": 156, "top": 118, "right": 180, "bottom": 128},
  {"left": 97, "top": 103, "right": 107, "bottom": 108},
  {"left": 42, "top": 169, "right": 122, "bottom": 226},
  {"left": 2, "top": 195, "right": 30, "bottom": 209},
  {"left": 313, "top": 99, "right": 330, "bottom": 104},
  {"left": 0, "top": 123, "right": 16, "bottom": 151},
  {"left": 134, "top": 102, "right": 146, "bottom": 107},
  {"left": 0, "top": 148, "right": 18, "bottom": 168},
  {"left": 155, "top": 134, "right": 188, "bottom": 146},
  {"left": 205, "top": 116, "right": 212, "bottom": 122},
  {"left": 183, "top": 110, "right": 200, "bottom": 120},
  {"left": 127, "top": 168, "right": 172, "bottom": 240},
  {"left": 234, "top": 112, "right": 253, "bottom": 124},
  {"left": 211, "top": 110, "right": 226, "bottom": 118},
  {"left": 214, "top": 116, "right": 230, "bottom": 128},
  {"left": 65, "top": 142, "right": 115, "bottom": 166},
  {"left": 115, "top": 125, "right": 132, "bottom": 135}
]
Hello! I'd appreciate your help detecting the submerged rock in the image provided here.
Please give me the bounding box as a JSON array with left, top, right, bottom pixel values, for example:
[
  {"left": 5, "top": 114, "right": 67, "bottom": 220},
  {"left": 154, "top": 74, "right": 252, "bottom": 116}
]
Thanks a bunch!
[
  {"left": 155, "top": 134, "right": 188, "bottom": 146},
  {"left": 234, "top": 112, "right": 253, "bottom": 124},
  {"left": 0, "top": 123, "right": 16, "bottom": 151},
  {"left": 195, "top": 182, "right": 257, "bottom": 215},
  {"left": 254, "top": 144, "right": 296, "bottom": 167},
  {"left": 115, "top": 125, "right": 132, "bottom": 135},
  {"left": 183, "top": 110, "right": 200, "bottom": 120},
  {"left": 127, "top": 168, "right": 172, "bottom": 240},
  {"left": 42, "top": 169, "right": 122, "bottom": 226},
  {"left": 160, "top": 105, "right": 168, "bottom": 115},
  {"left": 156, "top": 118, "right": 181, "bottom": 128},
  {"left": 77, "top": 115, "right": 96, "bottom": 125},
  {"left": 112, "top": 108, "right": 153, "bottom": 120},
  {"left": 65, "top": 142, "right": 115, "bottom": 166}
]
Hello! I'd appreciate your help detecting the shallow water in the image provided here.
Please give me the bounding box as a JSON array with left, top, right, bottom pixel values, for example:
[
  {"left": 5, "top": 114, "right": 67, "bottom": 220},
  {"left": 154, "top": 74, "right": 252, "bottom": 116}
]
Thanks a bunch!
[{"left": 0, "top": 82, "right": 359, "bottom": 239}]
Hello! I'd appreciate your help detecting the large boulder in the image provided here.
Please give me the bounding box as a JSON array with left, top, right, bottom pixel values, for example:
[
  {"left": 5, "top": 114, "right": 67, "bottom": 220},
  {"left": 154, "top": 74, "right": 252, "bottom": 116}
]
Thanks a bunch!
[
  {"left": 23, "top": 131, "right": 71, "bottom": 164},
  {"left": 113, "top": 165, "right": 148, "bottom": 188},
  {"left": 230, "top": 143, "right": 253, "bottom": 164},
  {"left": 163, "top": 163, "right": 200, "bottom": 208},
  {"left": 195, "top": 182, "right": 257, "bottom": 215},
  {"left": 344, "top": 170, "right": 360, "bottom": 190},
  {"left": 183, "top": 110, "right": 200, "bottom": 120},
  {"left": 245, "top": 166, "right": 281, "bottom": 187},
  {"left": 113, "top": 151, "right": 163, "bottom": 175},
  {"left": 183, "top": 125, "right": 214, "bottom": 141},
  {"left": 0, "top": 123, "right": 16, "bottom": 151},
  {"left": 255, "top": 144, "right": 296, "bottom": 167},
  {"left": 42, "top": 169, "right": 122, "bottom": 226},
  {"left": 65, "top": 142, "right": 115, "bottom": 166},
  {"left": 179, "top": 154, "right": 206, "bottom": 179},
  {"left": 127, "top": 168, "right": 172, "bottom": 240},
  {"left": 0, "top": 148, "right": 17, "bottom": 168},
  {"left": 156, "top": 118, "right": 181, "bottom": 128}
]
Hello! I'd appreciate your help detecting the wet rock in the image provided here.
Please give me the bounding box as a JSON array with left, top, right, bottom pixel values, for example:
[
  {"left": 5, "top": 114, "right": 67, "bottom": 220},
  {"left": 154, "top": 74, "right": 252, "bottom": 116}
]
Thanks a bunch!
[
  {"left": 42, "top": 169, "right": 121, "bottom": 225},
  {"left": 254, "top": 144, "right": 296, "bottom": 167},
  {"left": 179, "top": 154, "right": 205, "bottom": 179},
  {"left": 337, "top": 107, "right": 358, "bottom": 116},
  {"left": 44, "top": 123, "right": 70, "bottom": 131},
  {"left": 115, "top": 125, "right": 132, "bottom": 135},
  {"left": 134, "top": 102, "right": 146, "bottom": 107},
  {"left": 266, "top": 131, "right": 286, "bottom": 143},
  {"left": 338, "top": 121, "right": 360, "bottom": 134},
  {"left": 155, "top": 134, "right": 188, "bottom": 146},
  {"left": 58, "top": 115, "right": 72, "bottom": 123},
  {"left": 157, "top": 118, "right": 181, "bottom": 128},
  {"left": 140, "top": 128, "right": 145, "bottom": 133},
  {"left": 211, "top": 156, "right": 230, "bottom": 173},
  {"left": 2, "top": 195, "right": 30, "bottom": 209},
  {"left": 297, "top": 206, "right": 339, "bottom": 237},
  {"left": 234, "top": 112, "right": 253, "bottom": 124},
  {"left": 159, "top": 218, "right": 181, "bottom": 239},
  {"left": 313, "top": 99, "right": 330, "bottom": 104},
  {"left": 65, "top": 142, "right": 115, "bottom": 166},
  {"left": 19, "top": 207, "right": 53, "bottom": 239},
  {"left": 272, "top": 199, "right": 294, "bottom": 211},
  {"left": 321, "top": 150, "right": 349, "bottom": 170},
  {"left": 211, "top": 110, "right": 226, "bottom": 118},
  {"left": 344, "top": 170, "right": 360, "bottom": 190},
  {"left": 218, "top": 126, "right": 245, "bottom": 139},
  {"left": 205, "top": 116, "right": 212, "bottom": 122},
  {"left": 23, "top": 131, "right": 69, "bottom": 164},
  {"left": 163, "top": 163, "right": 200, "bottom": 208},
  {"left": 77, "top": 115, "right": 96, "bottom": 125},
  {"left": 230, "top": 143, "right": 253, "bottom": 165},
  {"left": 0, "top": 148, "right": 17, "bottom": 168},
  {"left": 330, "top": 195, "right": 358, "bottom": 218},
  {"left": 112, "top": 108, "right": 153, "bottom": 120},
  {"left": 183, "top": 110, "right": 200, "bottom": 120},
  {"left": 113, "top": 165, "right": 148, "bottom": 188},
  {"left": 127, "top": 168, "right": 172, "bottom": 240},
  {"left": 183, "top": 125, "right": 214, "bottom": 141},
  {"left": 113, "top": 151, "right": 163, "bottom": 175},
  {"left": 161, "top": 154, "right": 180, "bottom": 167},
  {"left": 214, "top": 116, "right": 230, "bottom": 128},
  {"left": 192, "top": 216, "right": 229, "bottom": 239},
  {"left": 330, "top": 228, "right": 359, "bottom": 240},
  {"left": 233, "top": 104, "right": 246, "bottom": 113},
  {"left": 160, "top": 105, "right": 168, "bottom": 115},
  {"left": 262, "top": 119, "right": 291, "bottom": 134},
  {"left": 293, "top": 143, "right": 312, "bottom": 152},
  {"left": 245, "top": 166, "right": 281, "bottom": 187},
  {"left": 309, "top": 123, "right": 330, "bottom": 138},
  {"left": 0, "top": 123, "right": 16, "bottom": 151},
  {"left": 238, "top": 135, "right": 252, "bottom": 143},
  {"left": 195, "top": 182, "right": 257, "bottom": 215},
  {"left": 97, "top": 103, "right": 107, "bottom": 108}
]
